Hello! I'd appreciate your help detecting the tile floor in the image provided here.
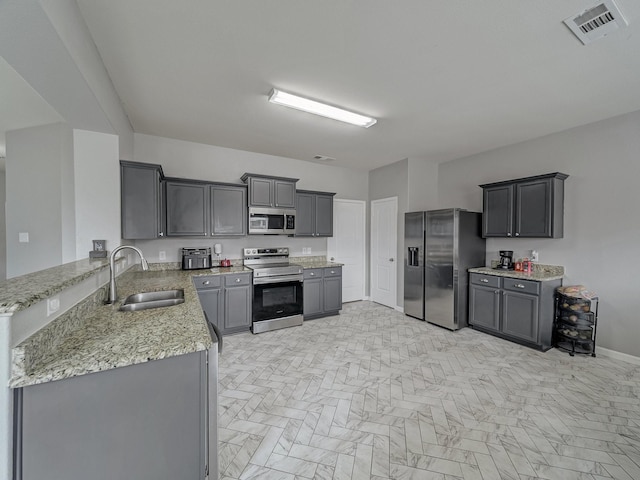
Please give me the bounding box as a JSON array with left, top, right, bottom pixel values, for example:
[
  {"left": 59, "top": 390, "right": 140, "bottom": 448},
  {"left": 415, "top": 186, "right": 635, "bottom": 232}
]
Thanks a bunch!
[{"left": 217, "top": 301, "right": 640, "bottom": 480}]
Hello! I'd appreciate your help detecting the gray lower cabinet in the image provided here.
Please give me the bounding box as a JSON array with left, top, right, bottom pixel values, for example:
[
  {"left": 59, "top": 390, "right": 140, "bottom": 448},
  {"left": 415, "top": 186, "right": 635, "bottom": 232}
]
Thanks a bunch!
[
  {"left": 295, "top": 190, "right": 335, "bottom": 237},
  {"left": 166, "top": 180, "right": 247, "bottom": 237},
  {"left": 13, "top": 349, "right": 217, "bottom": 480},
  {"left": 469, "top": 272, "right": 560, "bottom": 350},
  {"left": 480, "top": 172, "right": 568, "bottom": 238},
  {"left": 120, "top": 161, "right": 165, "bottom": 239},
  {"left": 303, "top": 267, "right": 342, "bottom": 319},
  {"left": 195, "top": 273, "right": 252, "bottom": 335}
]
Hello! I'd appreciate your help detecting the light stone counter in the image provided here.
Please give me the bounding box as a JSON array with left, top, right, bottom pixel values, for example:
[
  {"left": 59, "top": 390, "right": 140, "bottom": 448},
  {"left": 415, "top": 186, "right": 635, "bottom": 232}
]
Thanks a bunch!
[
  {"left": 10, "top": 268, "right": 232, "bottom": 388},
  {"left": 290, "top": 256, "right": 344, "bottom": 269},
  {"left": 468, "top": 264, "right": 564, "bottom": 282}
]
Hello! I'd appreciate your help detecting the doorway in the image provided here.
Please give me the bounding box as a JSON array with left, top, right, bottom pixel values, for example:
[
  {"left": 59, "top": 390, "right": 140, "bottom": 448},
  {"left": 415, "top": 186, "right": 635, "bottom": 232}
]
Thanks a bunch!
[{"left": 370, "top": 197, "right": 398, "bottom": 309}]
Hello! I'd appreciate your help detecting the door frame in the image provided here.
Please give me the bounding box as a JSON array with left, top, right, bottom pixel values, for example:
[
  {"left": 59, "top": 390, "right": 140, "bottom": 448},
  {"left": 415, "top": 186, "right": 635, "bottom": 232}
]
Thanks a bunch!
[
  {"left": 327, "top": 199, "right": 366, "bottom": 303},
  {"left": 370, "top": 196, "right": 398, "bottom": 310}
]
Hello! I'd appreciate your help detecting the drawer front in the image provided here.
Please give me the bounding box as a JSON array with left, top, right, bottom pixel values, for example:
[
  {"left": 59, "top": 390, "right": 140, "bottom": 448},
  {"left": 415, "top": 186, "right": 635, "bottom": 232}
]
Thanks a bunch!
[
  {"left": 304, "top": 268, "right": 323, "bottom": 280},
  {"left": 323, "top": 266, "right": 342, "bottom": 277},
  {"left": 470, "top": 273, "right": 501, "bottom": 288},
  {"left": 193, "top": 275, "right": 221, "bottom": 289},
  {"left": 502, "top": 278, "right": 540, "bottom": 295},
  {"left": 223, "top": 273, "right": 252, "bottom": 287}
]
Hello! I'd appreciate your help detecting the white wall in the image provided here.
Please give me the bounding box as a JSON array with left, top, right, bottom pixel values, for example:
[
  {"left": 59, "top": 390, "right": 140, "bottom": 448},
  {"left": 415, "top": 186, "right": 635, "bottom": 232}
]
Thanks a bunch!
[
  {"left": 5, "top": 123, "right": 74, "bottom": 277},
  {"left": 73, "top": 130, "right": 121, "bottom": 259},
  {"left": 407, "top": 158, "right": 439, "bottom": 212},
  {"left": 438, "top": 109, "right": 640, "bottom": 358},
  {"left": 0, "top": 170, "right": 6, "bottom": 280}
]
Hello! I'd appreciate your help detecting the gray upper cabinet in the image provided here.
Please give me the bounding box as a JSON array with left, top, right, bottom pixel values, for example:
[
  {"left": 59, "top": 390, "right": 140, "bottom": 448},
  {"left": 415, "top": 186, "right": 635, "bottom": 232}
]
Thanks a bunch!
[
  {"left": 166, "top": 179, "right": 247, "bottom": 237},
  {"left": 480, "top": 172, "right": 568, "bottom": 238},
  {"left": 241, "top": 173, "right": 298, "bottom": 208},
  {"left": 211, "top": 184, "right": 247, "bottom": 236},
  {"left": 166, "top": 180, "right": 209, "bottom": 236},
  {"left": 120, "top": 161, "right": 165, "bottom": 239},
  {"left": 295, "top": 190, "right": 335, "bottom": 237}
]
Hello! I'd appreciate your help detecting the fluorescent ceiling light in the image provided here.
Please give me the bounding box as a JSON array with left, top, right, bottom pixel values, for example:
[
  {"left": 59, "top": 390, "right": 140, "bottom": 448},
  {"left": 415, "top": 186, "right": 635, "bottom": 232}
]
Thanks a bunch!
[{"left": 268, "top": 89, "right": 377, "bottom": 128}]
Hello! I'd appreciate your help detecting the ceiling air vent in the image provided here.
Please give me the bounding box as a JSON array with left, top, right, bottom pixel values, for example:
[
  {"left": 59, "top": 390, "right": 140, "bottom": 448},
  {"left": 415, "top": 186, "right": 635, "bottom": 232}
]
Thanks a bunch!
[
  {"left": 564, "top": 0, "right": 628, "bottom": 45},
  {"left": 313, "top": 155, "right": 336, "bottom": 162}
]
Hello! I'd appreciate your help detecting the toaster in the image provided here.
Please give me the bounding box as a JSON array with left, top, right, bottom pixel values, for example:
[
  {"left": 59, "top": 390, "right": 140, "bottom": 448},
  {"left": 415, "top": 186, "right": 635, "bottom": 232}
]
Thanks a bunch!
[{"left": 181, "top": 247, "right": 212, "bottom": 270}]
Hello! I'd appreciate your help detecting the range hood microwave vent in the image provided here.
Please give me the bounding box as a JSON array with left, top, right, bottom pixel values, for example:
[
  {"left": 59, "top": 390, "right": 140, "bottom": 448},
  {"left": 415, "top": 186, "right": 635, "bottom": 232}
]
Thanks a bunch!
[
  {"left": 564, "top": 0, "right": 628, "bottom": 45},
  {"left": 313, "top": 154, "right": 336, "bottom": 162}
]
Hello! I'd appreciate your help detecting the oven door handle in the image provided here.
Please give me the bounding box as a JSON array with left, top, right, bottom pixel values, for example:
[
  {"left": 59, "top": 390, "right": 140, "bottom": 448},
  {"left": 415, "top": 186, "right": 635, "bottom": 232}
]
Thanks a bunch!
[{"left": 253, "top": 275, "right": 303, "bottom": 285}]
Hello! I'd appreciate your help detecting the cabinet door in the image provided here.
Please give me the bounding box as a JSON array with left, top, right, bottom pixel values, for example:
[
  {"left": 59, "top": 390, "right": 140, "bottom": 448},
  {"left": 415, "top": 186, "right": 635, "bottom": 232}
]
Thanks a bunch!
[
  {"left": 469, "top": 284, "right": 501, "bottom": 332},
  {"left": 224, "top": 286, "right": 252, "bottom": 331},
  {"left": 166, "top": 182, "right": 209, "bottom": 236},
  {"left": 323, "top": 275, "right": 342, "bottom": 313},
  {"left": 211, "top": 185, "right": 247, "bottom": 236},
  {"left": 482, "top": 185, "right": 514, "bottom": 237},
  {"left": 303, "top": 278, "right": 323, "bottom": 317},
  {"left": 274, "top": 180, "right": 296, "bottom": 208},
  {"left": 295, "top": 192, "right": 315, "bottom": 236},
  {"left": 502, "top": 291, "right": 539, "bottom": 343},
  {"left": 315, "top": 194, "right": 334, "bottom": 237},
  {"left": 121, "top": 163, "right": 163, "bottom": 239},
  {"left": 197, "top": 288, "right": 223, "bottom": 331},
  {"left": 515, "top": 179, "right": 552, "bottom": 238},
  {"left": 248, "top": 177, "right": 273, "bottom": 207}
]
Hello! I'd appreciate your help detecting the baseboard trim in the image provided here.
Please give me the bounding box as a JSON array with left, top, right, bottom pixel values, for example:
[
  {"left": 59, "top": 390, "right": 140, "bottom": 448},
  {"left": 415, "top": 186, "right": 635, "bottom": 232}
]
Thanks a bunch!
[
  {"left": 395, "top": 306, "right": 404, "bottom": 313},
  {"left": 596, "top": 346, "right": 640, "bottom": 365}
]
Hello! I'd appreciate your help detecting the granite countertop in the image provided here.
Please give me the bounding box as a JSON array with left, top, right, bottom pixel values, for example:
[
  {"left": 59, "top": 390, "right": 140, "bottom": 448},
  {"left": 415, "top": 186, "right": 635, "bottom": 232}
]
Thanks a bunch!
[
  {"left": 468, "top": 264, "right": 564, "bottom": 281},
  {"left": 291, "top": 256, "right": 344, "bottom": 269},
  {"left": 10, "top": 268, "right": 221, "bottom": 388},
  {"left": 0, "top": 257, "right": 116, "bottom": 314}
]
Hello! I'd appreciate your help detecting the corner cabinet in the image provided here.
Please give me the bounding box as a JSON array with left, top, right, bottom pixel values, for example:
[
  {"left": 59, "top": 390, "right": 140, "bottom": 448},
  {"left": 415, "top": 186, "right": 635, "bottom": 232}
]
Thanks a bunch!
[
  {"left": 241, "top": 173, "right": 298, "bottom": 208},
  {"left": 469, "top": 272, "right": 561, "bottom": 350},
  {"left": 194, "top": 272, "right": 252, "bottom": 335},
  {"left": 303, "top": 266, "right": 342, "bottom": 319},
  {"left": 120, "top": 161, "right": 165, "bottom": 239},
  {"left": 480, "top": 172, "right": 568, "bottom": 238},
  {"left": 166, "top": 179, "right": 247, "bottom": 237},
  {"left": 295, "top": 190, "right": 336, "bottom": 237}
]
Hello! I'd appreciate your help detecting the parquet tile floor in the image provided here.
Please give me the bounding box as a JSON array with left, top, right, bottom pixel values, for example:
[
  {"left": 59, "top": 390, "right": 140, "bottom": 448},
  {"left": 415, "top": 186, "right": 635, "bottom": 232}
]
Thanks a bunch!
[{"left": 218, "top": 301, "right": 640, "bottom": 480}]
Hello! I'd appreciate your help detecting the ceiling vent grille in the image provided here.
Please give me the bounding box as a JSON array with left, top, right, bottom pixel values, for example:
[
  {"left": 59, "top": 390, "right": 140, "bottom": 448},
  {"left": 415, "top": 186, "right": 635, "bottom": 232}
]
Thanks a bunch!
[
  {"left": 313, "top": 155, "right": 336, "bottom": 162},
  {"left": 564, "top": 0, "right": 628, "bottom": 44}
]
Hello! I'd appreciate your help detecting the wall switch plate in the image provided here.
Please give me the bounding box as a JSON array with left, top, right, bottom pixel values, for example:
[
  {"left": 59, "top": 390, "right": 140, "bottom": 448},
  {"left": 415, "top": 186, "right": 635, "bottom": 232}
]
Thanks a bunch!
[
  {"left": 47, "top": 296, "right": 60, "bottom": 316},
  {"left": 531, "top": 250, "right": 539, "bottom": 262},
  {"left": 159, "top": 251, "right": 166, "bottom": 260},
  {"left": 19, "top": 232, "right": 29, "bottom": 243}
]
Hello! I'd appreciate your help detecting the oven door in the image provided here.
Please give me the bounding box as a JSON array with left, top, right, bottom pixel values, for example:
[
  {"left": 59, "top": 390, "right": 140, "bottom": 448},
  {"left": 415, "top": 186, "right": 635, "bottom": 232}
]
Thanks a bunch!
[{"left": 252, "top": 278, "right": 303, "bottom": 323}]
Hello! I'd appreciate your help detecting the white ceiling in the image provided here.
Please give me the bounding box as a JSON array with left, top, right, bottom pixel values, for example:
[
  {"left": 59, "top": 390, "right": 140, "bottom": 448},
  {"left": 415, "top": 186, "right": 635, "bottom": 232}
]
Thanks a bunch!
[{"left": 52, "top": 1, "right": 640, "bottom": 170}]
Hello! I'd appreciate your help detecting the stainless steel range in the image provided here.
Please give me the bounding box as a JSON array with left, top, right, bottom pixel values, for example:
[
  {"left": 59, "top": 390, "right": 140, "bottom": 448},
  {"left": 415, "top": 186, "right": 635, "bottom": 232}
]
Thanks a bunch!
[{"left": 243, "top": 247, "right": 304, "bottom": 334}]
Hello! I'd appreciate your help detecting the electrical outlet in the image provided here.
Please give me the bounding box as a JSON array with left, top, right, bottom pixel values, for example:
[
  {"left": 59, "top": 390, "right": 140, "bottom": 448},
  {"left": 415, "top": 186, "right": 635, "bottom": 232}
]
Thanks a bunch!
[
  {"left": 531, "top": 250, "right": 539, "bottom": 262},
  {"left": 19, "top": 232, "right": 29, "bottom": 243},
  {"left": 159, "top": 250, "right": 166, "bottom": 261},
  {"left": 47, "top": 296, "right": 60, "bottom": 316}
]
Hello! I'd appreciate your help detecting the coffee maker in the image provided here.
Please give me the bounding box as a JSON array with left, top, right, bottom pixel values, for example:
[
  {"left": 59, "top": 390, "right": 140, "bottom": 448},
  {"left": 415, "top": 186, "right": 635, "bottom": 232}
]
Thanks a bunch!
[{"left": 497, "top": 250, "right": 514, "bottom": 270}]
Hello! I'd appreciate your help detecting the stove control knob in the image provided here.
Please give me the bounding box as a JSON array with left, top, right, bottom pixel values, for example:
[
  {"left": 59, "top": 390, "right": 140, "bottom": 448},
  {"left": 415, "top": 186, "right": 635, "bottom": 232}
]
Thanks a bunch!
[{"left": 251, "top": 249, "right": 257, "bottom": 254}]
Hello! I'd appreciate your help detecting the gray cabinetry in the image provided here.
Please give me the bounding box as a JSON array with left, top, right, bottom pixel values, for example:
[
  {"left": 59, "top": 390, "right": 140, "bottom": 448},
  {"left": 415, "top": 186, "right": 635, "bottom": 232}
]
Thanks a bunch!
[
  {"left": 241, "top": 173, "right": 298, "bottom": 208},
  {"left": 166, "top": 179, "right": 247, "bottom": 237},
  {"left": 211, "top": 184, "right": 247, "bottom": 236},
  {"left": 166, "top": 180, "right": 209, "bottom": 236},
  {"left": 195, "top": 273, "right": 252, "bottom": 335},
  {"left": 13, "top": 350, "right": 215, "bottom": 480},
  {"left": 303, "top": 267, "right": 342, "bottom": 319},
  {"left": 295, "top": 190, "right": 336, "bottom": 237},
  {"left": 480, "top": 172, "right": 568, "bottom": 238},
  {"left": 120, "top": 161, "right": 165, "bottom": 239},
  {"left": 469, "top": 272, "right": 560, "bottom": 350}
]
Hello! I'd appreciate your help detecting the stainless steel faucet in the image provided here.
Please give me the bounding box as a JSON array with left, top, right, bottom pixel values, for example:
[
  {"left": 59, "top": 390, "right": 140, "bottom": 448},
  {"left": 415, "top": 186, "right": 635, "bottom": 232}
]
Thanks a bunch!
[{"left": 108, "top": 245, "right": 149, "bottom": 303}]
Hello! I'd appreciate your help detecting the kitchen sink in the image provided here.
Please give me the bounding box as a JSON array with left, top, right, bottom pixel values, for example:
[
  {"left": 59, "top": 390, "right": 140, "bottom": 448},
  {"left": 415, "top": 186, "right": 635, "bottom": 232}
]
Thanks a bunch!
[{"left": 119, "top": 289, "right": 185, "bottom": 312}]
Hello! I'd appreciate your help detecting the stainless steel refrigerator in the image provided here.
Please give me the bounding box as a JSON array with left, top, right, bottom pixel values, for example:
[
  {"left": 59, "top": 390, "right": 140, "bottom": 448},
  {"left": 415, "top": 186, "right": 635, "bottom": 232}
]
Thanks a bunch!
[{"left": 404, "top": 209, "right": 486, "bottom": 330}]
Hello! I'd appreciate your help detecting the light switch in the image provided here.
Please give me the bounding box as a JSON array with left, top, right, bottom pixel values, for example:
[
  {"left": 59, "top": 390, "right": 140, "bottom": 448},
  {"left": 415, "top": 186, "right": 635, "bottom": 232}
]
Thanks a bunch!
[{"left": 19, "top": 232, "right": 29, "bottom": 243}]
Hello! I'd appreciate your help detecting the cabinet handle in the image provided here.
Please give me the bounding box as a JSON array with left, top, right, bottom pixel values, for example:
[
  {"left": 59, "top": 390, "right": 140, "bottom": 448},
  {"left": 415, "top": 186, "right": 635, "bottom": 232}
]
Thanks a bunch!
[
  {"left": 495, "top": 290, "right": 500, "bottom": 294},
  {"left": 515, "top": 232, "right": 520, "bottom": 237},
  {"left": 330, "top": 270, "right": 335, "bottom": 274},
  {"left": 507, "top": 233, "right": 512, "bottom": 237},
  {"left": 480, "top": 278, "right": 489, "bottom": 283},
  {"left": 330, "top": 257, "right": 335, "bottom": 261},
  {"left": 310, "top": 272, "right": 315, "bottom": 276},
  {"left": 514, "top": 283, "right": 525, "bottom": 289},
  {"left": 203, "top": 280, "right": 210, "bottom": 286},
  {"left": 158, "top": 232, "right": 164, "bottom": 237},
  {"left": 235, "top": 278, "right": 241, "bottom": 283}
]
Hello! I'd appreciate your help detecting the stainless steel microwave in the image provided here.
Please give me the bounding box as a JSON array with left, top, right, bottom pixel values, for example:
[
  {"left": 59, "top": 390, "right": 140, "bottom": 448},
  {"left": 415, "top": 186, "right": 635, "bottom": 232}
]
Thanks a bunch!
[{"left": 248, "top": 207, "right": 296, "bottom": 235}]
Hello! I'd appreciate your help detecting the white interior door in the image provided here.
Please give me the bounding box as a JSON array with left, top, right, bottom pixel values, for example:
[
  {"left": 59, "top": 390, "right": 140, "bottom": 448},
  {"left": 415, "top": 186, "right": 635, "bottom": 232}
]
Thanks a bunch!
[
  {"left": 370, "top": 197, "right": 398, "bottom": 309},
  {"left": 327, "top": 199, "right": 366, "bottom": 303}
]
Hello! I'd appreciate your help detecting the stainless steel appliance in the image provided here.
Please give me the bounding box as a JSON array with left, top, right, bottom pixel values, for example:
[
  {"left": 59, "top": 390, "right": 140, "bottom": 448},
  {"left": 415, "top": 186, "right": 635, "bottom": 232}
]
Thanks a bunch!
[
  {"left": 404, "top": 209, "right": 486, "bottom": 330},
  {"left": 243, "top": 247, "right": 304, "bottom": 333},
  {"left": 497, "top": 250, "right": 514, "bottom": 270},
  {"left": 181, "top": 247, "right": 212, "bottom": 270},
  {"left": 248, "top": 207, "right": 296, "bottom": 235}
]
